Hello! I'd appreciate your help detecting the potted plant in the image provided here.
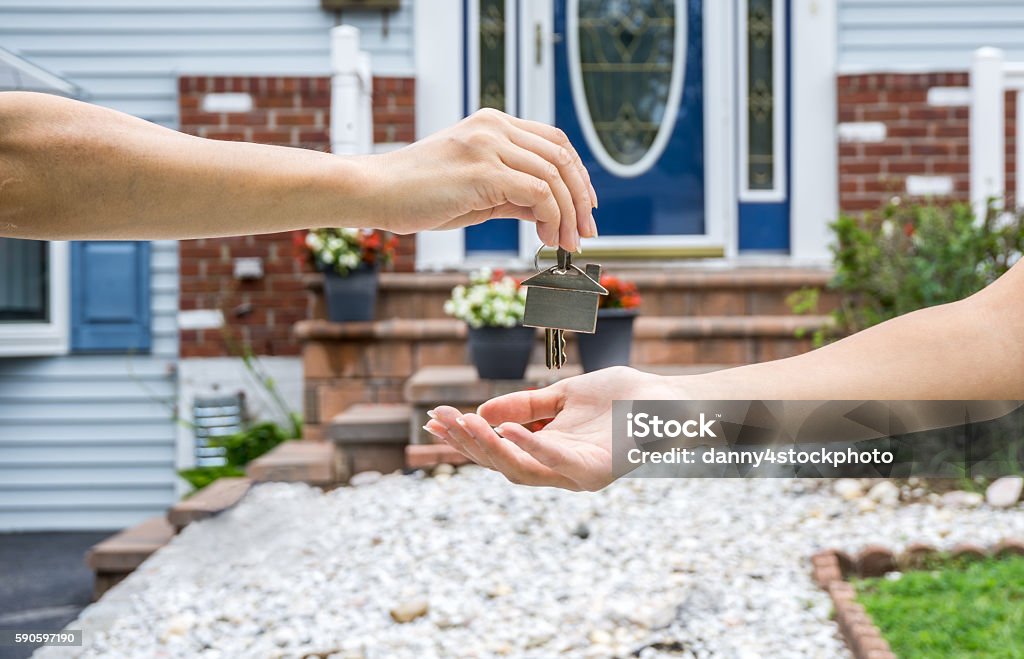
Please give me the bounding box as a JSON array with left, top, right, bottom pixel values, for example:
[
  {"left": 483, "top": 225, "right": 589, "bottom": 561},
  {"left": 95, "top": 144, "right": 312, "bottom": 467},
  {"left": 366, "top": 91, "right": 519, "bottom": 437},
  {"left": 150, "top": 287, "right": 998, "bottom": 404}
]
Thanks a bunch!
[
  {"left": 576, "top": 274, "right": 642, "bottom": 372},
  {"left": 444, "top": 269, "right": 535, "bottom": 380},
  {"left": 305, "top": 228, "right": 397, "bottom": 322}
]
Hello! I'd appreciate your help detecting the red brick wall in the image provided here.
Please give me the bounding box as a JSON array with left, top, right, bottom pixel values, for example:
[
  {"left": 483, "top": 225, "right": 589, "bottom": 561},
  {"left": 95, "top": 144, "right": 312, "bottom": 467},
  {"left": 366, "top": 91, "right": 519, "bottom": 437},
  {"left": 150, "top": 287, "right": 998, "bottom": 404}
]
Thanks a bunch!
[
  {"left": 177, "top": 75, "right": 416, "bottom": 357},
  {"left": 837, "top": 72, "right": 1017, "bottom": 213}
]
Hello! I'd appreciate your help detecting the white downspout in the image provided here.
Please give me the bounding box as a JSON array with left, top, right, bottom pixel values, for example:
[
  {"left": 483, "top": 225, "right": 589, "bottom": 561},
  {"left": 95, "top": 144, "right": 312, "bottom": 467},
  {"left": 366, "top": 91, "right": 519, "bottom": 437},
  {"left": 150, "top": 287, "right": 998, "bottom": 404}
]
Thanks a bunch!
[{"left": 331, "top": 25, "right": 373, "bottom": 156}]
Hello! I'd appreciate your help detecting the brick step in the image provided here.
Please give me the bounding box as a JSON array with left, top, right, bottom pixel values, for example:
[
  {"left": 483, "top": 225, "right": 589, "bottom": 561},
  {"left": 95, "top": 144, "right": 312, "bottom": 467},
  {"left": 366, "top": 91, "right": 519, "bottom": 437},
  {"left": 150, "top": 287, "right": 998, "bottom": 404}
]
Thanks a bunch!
[
  {"left": 166, "top": 477, "right": 251, "bottom": 532},
  {"left": 329, "top": 403, "right": 412, "bottom": 479},
  {"left": 298, "top": 316, "right": 825, "bottom": 436},
  {"left": 406, "top": 443, "right": 472, "bottom": 470},
  {"left": 306, "top": 269, "right": 837, "bottom": 320},
  {"left": 86, "top": 515, "right": 175, "bottom": 600},
  {"left": 246, "top": 440, "right": 339, "bottom": 487}
]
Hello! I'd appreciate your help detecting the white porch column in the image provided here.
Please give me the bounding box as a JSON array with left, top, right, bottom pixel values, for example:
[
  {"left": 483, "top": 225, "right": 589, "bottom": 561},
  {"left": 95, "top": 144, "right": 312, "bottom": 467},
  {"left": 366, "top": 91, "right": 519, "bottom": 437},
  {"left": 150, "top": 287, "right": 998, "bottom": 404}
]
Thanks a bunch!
[
  {"left": 413, "top": 1, "right": 465, "bottom": 270},
  {"left": 970, "top": 47, "right": 1005, "bottom": 215},
  {"left": 790, "top": 0, "right": 837, "bottom": 264},
  {"left": 331, "top": 25, "right": 373, "bottom": 156}
]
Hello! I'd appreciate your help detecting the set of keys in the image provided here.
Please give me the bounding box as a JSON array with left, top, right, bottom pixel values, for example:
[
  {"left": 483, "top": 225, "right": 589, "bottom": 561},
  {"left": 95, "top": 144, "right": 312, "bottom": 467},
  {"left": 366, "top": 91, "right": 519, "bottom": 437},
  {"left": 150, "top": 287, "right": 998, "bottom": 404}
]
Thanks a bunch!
[{"left": 521, "top": 247, "right": 608, "bottom": 369}]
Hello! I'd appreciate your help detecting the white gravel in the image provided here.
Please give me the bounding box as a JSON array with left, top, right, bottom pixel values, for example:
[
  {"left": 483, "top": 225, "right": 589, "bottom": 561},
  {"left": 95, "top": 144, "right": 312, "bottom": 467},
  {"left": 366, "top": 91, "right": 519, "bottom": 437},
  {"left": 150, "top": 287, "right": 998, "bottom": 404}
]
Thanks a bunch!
[{"left": 41, "top": 470, "right": 1024, "bottom": 659}]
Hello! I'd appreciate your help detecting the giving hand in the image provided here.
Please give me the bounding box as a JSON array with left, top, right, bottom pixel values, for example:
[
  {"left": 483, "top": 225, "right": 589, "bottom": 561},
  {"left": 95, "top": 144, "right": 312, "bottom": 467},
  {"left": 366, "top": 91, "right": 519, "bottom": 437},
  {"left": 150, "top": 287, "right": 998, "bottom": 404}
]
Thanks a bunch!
[{"left": 371, "top": 108, "right": 598, "bottom": 252}]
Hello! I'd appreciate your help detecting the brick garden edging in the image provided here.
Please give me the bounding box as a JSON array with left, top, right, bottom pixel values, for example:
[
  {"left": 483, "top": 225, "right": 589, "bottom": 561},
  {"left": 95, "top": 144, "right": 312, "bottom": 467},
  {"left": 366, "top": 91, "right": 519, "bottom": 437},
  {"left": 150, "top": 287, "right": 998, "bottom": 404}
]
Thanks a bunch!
[{"left": 811, "top": 539, "right": 1024, "bottom": 658}]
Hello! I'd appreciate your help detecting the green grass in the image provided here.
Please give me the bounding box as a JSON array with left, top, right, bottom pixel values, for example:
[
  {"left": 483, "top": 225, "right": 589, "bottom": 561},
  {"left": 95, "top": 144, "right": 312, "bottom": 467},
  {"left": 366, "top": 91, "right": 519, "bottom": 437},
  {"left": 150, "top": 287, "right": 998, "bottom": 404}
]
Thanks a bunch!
[{"left": 855, "top": 556, "right": 1024, "bottom": 658}]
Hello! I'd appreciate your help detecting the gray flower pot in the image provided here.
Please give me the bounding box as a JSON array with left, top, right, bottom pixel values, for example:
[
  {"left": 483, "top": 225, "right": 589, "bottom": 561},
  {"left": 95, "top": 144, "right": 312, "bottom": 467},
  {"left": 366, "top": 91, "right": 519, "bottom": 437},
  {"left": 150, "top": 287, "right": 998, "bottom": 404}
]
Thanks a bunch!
[
  {"left": 323, "top": 265, "right": 378, "bottom": 322},
  {"left": 576, "top": 308, "right": 637, "bottom": 373},
  {"left": 467, "top": 325, "right": 535, "bottom": 380}
]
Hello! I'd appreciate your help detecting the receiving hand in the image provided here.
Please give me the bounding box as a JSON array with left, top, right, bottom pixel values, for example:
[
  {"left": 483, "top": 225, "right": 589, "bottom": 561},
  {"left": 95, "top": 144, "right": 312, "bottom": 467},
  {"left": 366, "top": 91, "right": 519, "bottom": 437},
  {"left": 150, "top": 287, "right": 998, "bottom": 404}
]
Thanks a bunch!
[
  {"left": 371, "top": 108, "right": 598, "bottom": 252},
  {"left": 424, "top": 367, "right": 661, "bottom": 491}
]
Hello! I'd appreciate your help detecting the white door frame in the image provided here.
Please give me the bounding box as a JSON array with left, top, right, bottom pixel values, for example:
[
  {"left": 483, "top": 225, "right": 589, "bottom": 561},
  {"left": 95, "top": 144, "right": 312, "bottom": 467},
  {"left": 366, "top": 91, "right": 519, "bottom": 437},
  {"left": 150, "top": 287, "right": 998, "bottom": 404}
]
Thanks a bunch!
[
  {"left": 517, "top": 0, "right": 734, "bottom": 261},
  {"left": 414, "top": 0, "right": 836, "bottom": 269}
]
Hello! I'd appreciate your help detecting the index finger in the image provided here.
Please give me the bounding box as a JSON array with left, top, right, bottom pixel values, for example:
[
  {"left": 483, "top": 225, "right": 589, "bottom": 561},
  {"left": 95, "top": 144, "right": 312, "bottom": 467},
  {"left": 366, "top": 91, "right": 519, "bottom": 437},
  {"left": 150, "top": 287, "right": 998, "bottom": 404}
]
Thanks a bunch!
[{"left": 507, "top": 116, "right": 598, "bottom": 209}]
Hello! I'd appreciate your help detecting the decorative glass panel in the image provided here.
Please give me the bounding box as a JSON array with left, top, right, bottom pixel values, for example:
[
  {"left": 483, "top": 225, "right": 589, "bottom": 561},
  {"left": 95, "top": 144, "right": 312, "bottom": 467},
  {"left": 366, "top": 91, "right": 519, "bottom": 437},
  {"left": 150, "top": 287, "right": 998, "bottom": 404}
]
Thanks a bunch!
[
  {"left": 0, "top": 238, "right": 48, "bottom": 322},
  {"left": 577, "top": 0, "right": 676, "bottom": 166},
  {"left": 479, "top": 0, "right": 506, "bottom": 111},
  {"left": 746, "top": 0, "right": 775, "bottom": 190}
]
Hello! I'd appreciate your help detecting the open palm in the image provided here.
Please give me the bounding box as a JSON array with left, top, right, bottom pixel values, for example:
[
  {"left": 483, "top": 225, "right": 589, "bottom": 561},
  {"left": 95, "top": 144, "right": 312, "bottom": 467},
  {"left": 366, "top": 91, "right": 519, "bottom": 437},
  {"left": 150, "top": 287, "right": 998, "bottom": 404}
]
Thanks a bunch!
[{"left": 426, "top": 366, "right": 660, "bottom": 491}]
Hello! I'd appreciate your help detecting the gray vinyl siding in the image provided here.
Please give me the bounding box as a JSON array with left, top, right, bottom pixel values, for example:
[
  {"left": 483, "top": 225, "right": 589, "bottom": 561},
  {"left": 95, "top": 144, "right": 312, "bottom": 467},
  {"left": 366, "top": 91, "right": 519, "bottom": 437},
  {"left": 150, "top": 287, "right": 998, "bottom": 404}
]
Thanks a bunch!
[
  {"left": 0, "top": 0, "right": 415, "bottom": 128},
  {"left": 0, "top": 242, "right": 179, "bottom": 531},
  {"left": 839, "top": 0, "right": 1024, "bottom": 71},
  {"left": 0, "top": 1, "right": 414, "bottom": 530}
]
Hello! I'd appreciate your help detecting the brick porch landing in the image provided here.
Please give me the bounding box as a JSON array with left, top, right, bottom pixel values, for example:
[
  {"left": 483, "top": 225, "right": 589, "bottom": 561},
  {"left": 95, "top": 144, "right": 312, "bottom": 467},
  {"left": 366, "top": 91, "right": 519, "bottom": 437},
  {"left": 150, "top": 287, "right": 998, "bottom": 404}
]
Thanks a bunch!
[{"left": 298, "top": 268, "right": 835, "bottom": 442}]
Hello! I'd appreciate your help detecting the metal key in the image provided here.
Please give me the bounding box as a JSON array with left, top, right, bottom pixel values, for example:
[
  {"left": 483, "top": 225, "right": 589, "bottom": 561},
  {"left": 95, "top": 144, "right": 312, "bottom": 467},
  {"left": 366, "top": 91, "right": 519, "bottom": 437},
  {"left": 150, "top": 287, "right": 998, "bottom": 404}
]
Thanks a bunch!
[{"left": 521, "top": 248, "right": 608, "bottom": 369}]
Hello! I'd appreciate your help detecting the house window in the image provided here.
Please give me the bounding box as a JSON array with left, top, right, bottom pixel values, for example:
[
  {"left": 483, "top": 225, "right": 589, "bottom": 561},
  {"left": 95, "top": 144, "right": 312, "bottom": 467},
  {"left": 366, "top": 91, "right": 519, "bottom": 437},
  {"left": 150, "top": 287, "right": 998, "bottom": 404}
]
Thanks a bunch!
[
  {"left": 0, "top": 239, "right": 48, "bottom": 322},
  {"left": 0, "top": 239, "right": 69, "bottom": 356},
  {"left": 738, "top": 0, "right": 786, "bottom": 201}
]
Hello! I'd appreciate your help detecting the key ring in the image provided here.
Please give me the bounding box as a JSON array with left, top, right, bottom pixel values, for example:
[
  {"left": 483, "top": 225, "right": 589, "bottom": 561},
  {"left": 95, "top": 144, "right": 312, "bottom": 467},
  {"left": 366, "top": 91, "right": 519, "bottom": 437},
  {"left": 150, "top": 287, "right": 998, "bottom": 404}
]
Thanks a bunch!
[{"left": 533, "top": 245, "right": 583, "bottom": 274}]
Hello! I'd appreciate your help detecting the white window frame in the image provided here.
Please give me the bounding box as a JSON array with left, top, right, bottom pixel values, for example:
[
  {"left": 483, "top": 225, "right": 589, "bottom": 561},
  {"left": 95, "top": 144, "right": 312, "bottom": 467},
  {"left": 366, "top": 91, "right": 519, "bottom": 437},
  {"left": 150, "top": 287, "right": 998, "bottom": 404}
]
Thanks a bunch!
[
  {"left": 0, "top": 241, "right": 70, "bottom": 357},
  {"left": 737, "top": 0, "right": 788, "bottom": 203}
]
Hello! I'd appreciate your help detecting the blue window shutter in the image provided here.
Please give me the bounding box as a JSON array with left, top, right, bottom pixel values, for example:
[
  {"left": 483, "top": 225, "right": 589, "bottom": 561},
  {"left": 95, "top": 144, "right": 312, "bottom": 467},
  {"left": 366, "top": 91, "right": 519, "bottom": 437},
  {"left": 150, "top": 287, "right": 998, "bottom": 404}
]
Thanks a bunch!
[{"left": 71, "top": 241, "right": 151, "bottom": 352}]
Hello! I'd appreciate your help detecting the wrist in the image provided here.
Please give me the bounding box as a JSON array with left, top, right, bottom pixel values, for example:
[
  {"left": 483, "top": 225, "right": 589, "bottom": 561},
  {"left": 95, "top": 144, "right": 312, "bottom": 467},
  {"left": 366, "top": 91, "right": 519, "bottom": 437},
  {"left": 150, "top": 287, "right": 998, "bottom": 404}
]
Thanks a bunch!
[{"left": 312, "top": 153, "right": 387, "bottom": 231}]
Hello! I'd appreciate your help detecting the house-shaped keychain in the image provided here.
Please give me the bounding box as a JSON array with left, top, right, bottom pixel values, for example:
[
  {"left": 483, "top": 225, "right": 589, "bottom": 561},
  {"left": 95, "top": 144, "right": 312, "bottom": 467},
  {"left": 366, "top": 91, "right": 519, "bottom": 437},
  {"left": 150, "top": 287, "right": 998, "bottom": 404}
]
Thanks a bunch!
[{"left": 521, "top": 250, "right": 608, "bottom": 334}]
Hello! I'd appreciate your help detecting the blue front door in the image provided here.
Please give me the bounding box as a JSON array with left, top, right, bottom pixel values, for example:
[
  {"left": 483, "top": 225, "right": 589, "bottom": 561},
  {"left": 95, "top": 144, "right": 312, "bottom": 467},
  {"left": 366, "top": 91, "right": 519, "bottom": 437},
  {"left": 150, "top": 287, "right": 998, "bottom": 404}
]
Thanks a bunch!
[{"left": 554, "top": 0, "right": 704, "bottom": 238}]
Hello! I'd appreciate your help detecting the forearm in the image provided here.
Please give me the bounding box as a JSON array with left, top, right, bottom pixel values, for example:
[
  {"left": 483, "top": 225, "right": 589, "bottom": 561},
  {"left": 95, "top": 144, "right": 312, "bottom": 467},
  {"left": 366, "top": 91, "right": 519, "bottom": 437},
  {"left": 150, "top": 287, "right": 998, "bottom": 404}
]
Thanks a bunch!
[
  {"left": 670, "top": 266, "right": 1024, "bottom": 401},
  {"left": 0, "top": 92, "right": 382, "bottom": 240}
]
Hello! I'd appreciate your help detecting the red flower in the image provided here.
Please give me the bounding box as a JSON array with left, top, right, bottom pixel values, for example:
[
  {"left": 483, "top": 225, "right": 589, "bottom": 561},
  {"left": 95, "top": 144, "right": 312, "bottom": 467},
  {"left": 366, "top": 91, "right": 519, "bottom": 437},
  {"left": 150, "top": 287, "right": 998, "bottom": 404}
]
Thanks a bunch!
[{"left": 598, "top": 274, "right": 642, "bottom": 310}]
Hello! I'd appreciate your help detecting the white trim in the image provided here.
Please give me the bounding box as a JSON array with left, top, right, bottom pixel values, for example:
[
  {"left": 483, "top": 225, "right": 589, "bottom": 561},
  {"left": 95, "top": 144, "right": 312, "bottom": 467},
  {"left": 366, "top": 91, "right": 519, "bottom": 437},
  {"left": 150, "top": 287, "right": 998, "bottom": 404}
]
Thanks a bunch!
[
  {"left": 837, "top": 121, "right": 886, "bottom": 143},
  {"left": 0, "top": 241, "right": 70, "bottom": 357},
  {"left": 704, "top": 0, "right": 736, "bottom": 258},
  {"left": 927, "top": 87, "right": 971, "bottom": 107},
  {"left": 565, "top": 0, "right": 687, "bottom": 179},
  {"left": 737, "top": 0, "right": 787, "bottom": 202},
  {"left": 906, "top": 175, "right": 954, "bottom": 197},
  {"left": 413, "top": 0, "right": 465, "bottom": 270},
  {"left": 200, "top": 93, "right": 253, "bottom": 114},
  {"left": 517, "top": 0, "right": 552, "bottom": 262},
  {"left": 1018, "top": 90, "right": 1024, "bottom": 209},
  {"left": 969, "top": 47, "right": 1005, "bottom": 216},
  {"left": 789, "top": 0, "right": 837, "bottom": 264},
  {"left": 0, "top": 47, "right": 79, "bottom": 96}
]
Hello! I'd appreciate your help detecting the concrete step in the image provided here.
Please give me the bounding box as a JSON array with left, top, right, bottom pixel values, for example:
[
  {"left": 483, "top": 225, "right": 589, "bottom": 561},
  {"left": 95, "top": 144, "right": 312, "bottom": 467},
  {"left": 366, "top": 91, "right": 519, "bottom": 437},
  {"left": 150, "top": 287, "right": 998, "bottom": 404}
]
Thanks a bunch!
[
  {"left": 167, "top": 477, "right": 252, "bottom": 532},
  {"left": 329, "top": 403, "right": 412, "bottom": 478},
  {"left": 86, "top": 515, "right": 175, "bottom": 600},
  {"left": 305, "top": 268, "right": 837, "bottom": 320},
  {"left": 247, "top": 440, "right": 339, "bottom": 487}
]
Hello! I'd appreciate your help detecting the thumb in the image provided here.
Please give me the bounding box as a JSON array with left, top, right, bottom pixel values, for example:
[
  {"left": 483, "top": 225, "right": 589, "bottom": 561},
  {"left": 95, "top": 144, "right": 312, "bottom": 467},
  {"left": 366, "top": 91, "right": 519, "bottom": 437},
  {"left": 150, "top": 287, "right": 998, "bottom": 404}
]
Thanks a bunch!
[{"left": 477, "top": 384, "right": 564, "bottom": 426}]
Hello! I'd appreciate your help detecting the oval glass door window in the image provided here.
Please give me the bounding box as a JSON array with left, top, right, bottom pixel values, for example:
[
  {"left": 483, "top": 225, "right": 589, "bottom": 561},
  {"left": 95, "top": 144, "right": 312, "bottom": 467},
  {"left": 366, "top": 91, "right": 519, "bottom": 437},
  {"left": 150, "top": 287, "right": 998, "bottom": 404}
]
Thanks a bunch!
[{"left": 567, "top": 0, "right": 686, "bottom": 178}]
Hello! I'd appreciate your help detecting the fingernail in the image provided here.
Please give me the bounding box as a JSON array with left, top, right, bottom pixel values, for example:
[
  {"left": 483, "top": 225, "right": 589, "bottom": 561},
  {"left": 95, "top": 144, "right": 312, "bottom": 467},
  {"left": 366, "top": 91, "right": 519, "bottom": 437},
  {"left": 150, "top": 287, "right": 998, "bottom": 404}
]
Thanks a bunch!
[
  {"left": 422, "top": 424, "right": 444, "bottom": 439},
  {"left": 426, "top": 410, "right": 438, "bottom": 420},
  {"left": 455, "top": 416, "right": 468, "bottom": 428},
  {"left": 589, "top": 213, "right": 598, "bottom": 238}
]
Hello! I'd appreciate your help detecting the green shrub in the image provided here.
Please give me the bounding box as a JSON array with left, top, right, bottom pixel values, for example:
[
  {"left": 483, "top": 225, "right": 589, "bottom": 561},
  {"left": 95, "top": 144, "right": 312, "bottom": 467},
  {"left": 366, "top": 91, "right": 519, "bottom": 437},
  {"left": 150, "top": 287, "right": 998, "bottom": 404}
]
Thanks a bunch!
[
  {"left": 177, "top": 421, "right": 296, "bottom": 493},
  {"left": 178, "top": 465, "right": 246, "bottom": 491},
  {"left": 790, "top": 200, "right": 1024, "bottom": 346}
]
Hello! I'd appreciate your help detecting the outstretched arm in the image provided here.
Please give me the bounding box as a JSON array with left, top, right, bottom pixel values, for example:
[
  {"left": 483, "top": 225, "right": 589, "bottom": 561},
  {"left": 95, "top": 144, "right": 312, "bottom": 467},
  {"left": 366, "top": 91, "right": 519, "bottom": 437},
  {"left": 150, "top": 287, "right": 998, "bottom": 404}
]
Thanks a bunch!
[
  {"left": 426, "top": 258, "right": 1024, "bottom": 491},
  {"left": 0, "top": 92, "right": 596, "bottom": 248}
]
